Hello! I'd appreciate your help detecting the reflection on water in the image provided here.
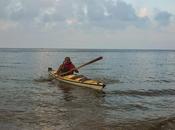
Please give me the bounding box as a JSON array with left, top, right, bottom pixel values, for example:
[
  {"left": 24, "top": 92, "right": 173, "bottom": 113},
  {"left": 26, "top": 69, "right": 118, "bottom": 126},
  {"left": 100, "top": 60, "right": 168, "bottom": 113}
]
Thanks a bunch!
[
  {"left": 0, "top": 49, "right": 175, "bottom": 130},
  {"left": 58, "top": 83, "right": 76, "bottom": 101}
]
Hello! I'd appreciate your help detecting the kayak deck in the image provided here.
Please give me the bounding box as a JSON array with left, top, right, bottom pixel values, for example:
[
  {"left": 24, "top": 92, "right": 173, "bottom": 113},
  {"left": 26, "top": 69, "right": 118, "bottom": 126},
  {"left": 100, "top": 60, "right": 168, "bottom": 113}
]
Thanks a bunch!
[{"left": 49, "top": 69, "right": 105, "bottom": 90}]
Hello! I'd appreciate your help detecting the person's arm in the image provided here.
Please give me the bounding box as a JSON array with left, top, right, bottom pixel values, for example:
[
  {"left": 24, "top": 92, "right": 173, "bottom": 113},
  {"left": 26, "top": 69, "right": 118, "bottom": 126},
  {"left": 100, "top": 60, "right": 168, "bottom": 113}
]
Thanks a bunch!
[
  {"left": 56, "top": 64, "right": 63, "bottom": 74},
  {"left": 72, "top": 64, "right": 79, "bottom": 73}
]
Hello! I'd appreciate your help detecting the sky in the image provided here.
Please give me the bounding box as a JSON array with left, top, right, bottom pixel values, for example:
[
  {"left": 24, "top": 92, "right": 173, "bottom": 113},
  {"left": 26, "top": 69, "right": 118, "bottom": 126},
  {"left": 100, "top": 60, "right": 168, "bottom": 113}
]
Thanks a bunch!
[{"left": 0, "top": 0, "right": 175, "bottom": 49}]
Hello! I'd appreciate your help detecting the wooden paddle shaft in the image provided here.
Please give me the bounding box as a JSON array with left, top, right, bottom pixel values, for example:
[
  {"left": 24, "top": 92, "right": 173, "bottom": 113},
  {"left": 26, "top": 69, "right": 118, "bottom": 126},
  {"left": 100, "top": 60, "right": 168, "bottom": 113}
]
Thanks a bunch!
[
  {"left": 77, "top": 56, "right": 103, "bottom": 69},
  {"left": 60, "top": 56, "right": 103, "bottom": 76}
]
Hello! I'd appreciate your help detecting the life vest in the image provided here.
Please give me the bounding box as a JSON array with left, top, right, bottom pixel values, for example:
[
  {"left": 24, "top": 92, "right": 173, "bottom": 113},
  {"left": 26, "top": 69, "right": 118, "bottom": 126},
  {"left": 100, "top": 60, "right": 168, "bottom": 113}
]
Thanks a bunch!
[{"left": 61, "top": 63, "right": 75, "bottom": 74}]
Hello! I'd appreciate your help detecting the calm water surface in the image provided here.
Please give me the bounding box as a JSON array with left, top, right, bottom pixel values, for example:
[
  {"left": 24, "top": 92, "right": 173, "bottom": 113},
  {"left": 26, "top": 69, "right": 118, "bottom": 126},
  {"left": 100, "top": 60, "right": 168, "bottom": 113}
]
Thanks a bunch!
[{"left": 0, "top": 48, "right": 175, "bottom": 130}]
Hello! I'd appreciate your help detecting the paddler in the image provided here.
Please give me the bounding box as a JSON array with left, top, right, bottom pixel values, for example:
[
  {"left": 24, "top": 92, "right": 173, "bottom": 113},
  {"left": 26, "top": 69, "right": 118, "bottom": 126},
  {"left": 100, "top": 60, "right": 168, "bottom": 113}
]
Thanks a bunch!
[{"left": 56, "top": 57, "right": 79, "bottom": 76}]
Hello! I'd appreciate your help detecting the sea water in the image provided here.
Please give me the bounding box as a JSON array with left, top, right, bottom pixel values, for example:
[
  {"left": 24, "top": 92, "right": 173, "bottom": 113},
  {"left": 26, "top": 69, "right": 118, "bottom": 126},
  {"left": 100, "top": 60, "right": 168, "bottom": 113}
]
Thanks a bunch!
[{"left": 0, "top": 48, "right": 175, "bottom": 130}]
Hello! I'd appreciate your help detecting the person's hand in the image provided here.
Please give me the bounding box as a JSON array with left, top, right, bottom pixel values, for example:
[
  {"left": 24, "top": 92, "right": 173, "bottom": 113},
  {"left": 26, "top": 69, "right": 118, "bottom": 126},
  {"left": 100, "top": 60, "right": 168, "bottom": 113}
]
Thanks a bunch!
[
  {"left": 72, "top": 68, "right": 77, "bottom": 71},
  {"left": 72, "top": 68, "right": 79, "bottom": 73}
]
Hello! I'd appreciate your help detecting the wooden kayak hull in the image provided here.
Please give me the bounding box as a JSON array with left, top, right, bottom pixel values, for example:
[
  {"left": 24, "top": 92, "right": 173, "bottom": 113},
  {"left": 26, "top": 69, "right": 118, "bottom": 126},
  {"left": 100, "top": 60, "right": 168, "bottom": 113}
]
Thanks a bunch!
[{"left": 48, "top": 68, "right": 105, "bottom": 90}]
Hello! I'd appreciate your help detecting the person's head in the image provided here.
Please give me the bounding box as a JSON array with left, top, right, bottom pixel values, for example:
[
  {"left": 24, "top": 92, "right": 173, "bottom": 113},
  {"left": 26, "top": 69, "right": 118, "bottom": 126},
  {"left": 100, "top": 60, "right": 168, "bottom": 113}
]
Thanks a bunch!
[{"left": 63, "top": 57, "right": 71, "bottom": 64}]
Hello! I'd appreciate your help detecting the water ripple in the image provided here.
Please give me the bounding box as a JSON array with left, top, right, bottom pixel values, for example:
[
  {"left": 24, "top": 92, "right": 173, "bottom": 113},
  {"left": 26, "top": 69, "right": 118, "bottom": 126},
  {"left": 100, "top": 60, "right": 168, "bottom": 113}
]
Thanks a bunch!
[{"left": 108, "top": 89, "right": 175, "bottom": 96}]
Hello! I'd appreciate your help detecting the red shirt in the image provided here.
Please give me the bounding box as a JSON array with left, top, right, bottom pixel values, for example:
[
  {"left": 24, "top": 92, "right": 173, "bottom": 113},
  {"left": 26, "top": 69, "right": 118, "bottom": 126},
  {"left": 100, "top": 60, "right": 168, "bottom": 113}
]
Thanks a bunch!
[{"left": 61, "top": 63, "right": 75, "bottom": 75}]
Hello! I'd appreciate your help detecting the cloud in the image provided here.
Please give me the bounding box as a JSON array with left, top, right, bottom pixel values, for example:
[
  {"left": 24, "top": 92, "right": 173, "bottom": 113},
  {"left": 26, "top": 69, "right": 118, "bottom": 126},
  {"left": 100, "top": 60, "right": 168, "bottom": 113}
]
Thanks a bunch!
[
  {"left": 0, "top": 0, "right": 11, "bottom": 18},
  {"left": 0, "top": 0, "right": 175, "bottom": 49},
  {"left": 86, "top": 0, "right": 150, "bottom": 29},
  {"left": 0, "top": 20, "right": 17, "bottom": 30},
  {"left": 138, "top": 8, "right": 149, "bottom": 18},
  {"left": 154, "top": 10, "right": 172, "bottom": 26},
  {"left": 0, "top": 0, "right": 174, "bottom": 31}
]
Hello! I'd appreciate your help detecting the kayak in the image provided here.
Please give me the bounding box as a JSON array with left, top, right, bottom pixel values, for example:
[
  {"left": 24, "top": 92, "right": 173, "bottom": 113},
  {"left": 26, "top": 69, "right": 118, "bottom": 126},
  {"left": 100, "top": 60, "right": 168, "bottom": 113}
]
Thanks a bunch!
[{"left": 48, "top": 68, "right": 105, "bottom": 90}]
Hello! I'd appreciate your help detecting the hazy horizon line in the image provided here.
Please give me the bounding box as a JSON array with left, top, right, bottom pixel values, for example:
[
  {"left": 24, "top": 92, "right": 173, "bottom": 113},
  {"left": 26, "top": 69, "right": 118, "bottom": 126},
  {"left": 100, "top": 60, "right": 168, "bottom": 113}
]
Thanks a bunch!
[{"left": 0, "top": 47, "right": 175, "bottom": 51}]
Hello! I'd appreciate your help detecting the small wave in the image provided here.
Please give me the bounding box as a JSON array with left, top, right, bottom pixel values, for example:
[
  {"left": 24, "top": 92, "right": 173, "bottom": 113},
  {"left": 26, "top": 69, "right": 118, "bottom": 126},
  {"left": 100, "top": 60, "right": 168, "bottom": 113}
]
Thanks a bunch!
[
  {"left": 147, "top": 77, "right": 156, "bottom": 79},
  {"left": 10, "top": 62, "right": 24, "bottom": 65},
  {"left": 85, "top": 68, "right": 111, "bottom": 71},
  {"left": 0, "top": 77, "right": 32, "bottom": 82},
  {"left": 104, "top": 79, "right": 120, "bottom": 84},
  {"left": 134, "top": 116, "right": 175, "bottom": 130},
  {"left": 92, "top": 76, "right": 121, "bottom": 84},
  {"left": 110, "top": 116, "right": 175, "bottom": 130},
  {"left": 149, "top": 117, "right": 175, "bottom": 130},
  {"left": 126, "top": 103, "right": 149, "bottom": 110},
  {"left": 0, "top": 65, "right": 15, "bottom": 68},
  {"left": 9, "top": 78, "right": 33, "bottom": 82},
  {"left": 104, "top": 102, "right": 149, "bottom": 111},
  {"left": 145, "top": 79, "right": 175, "bottom": 83},
  {"left": 0, "top": 65, "right": 10, "bottom": 68},
  {"left": 108, "top": 89, "right": 175, "bottom": 96},
  {"left": 0, "top": 63, "right": 23, "bottom": 68}
]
